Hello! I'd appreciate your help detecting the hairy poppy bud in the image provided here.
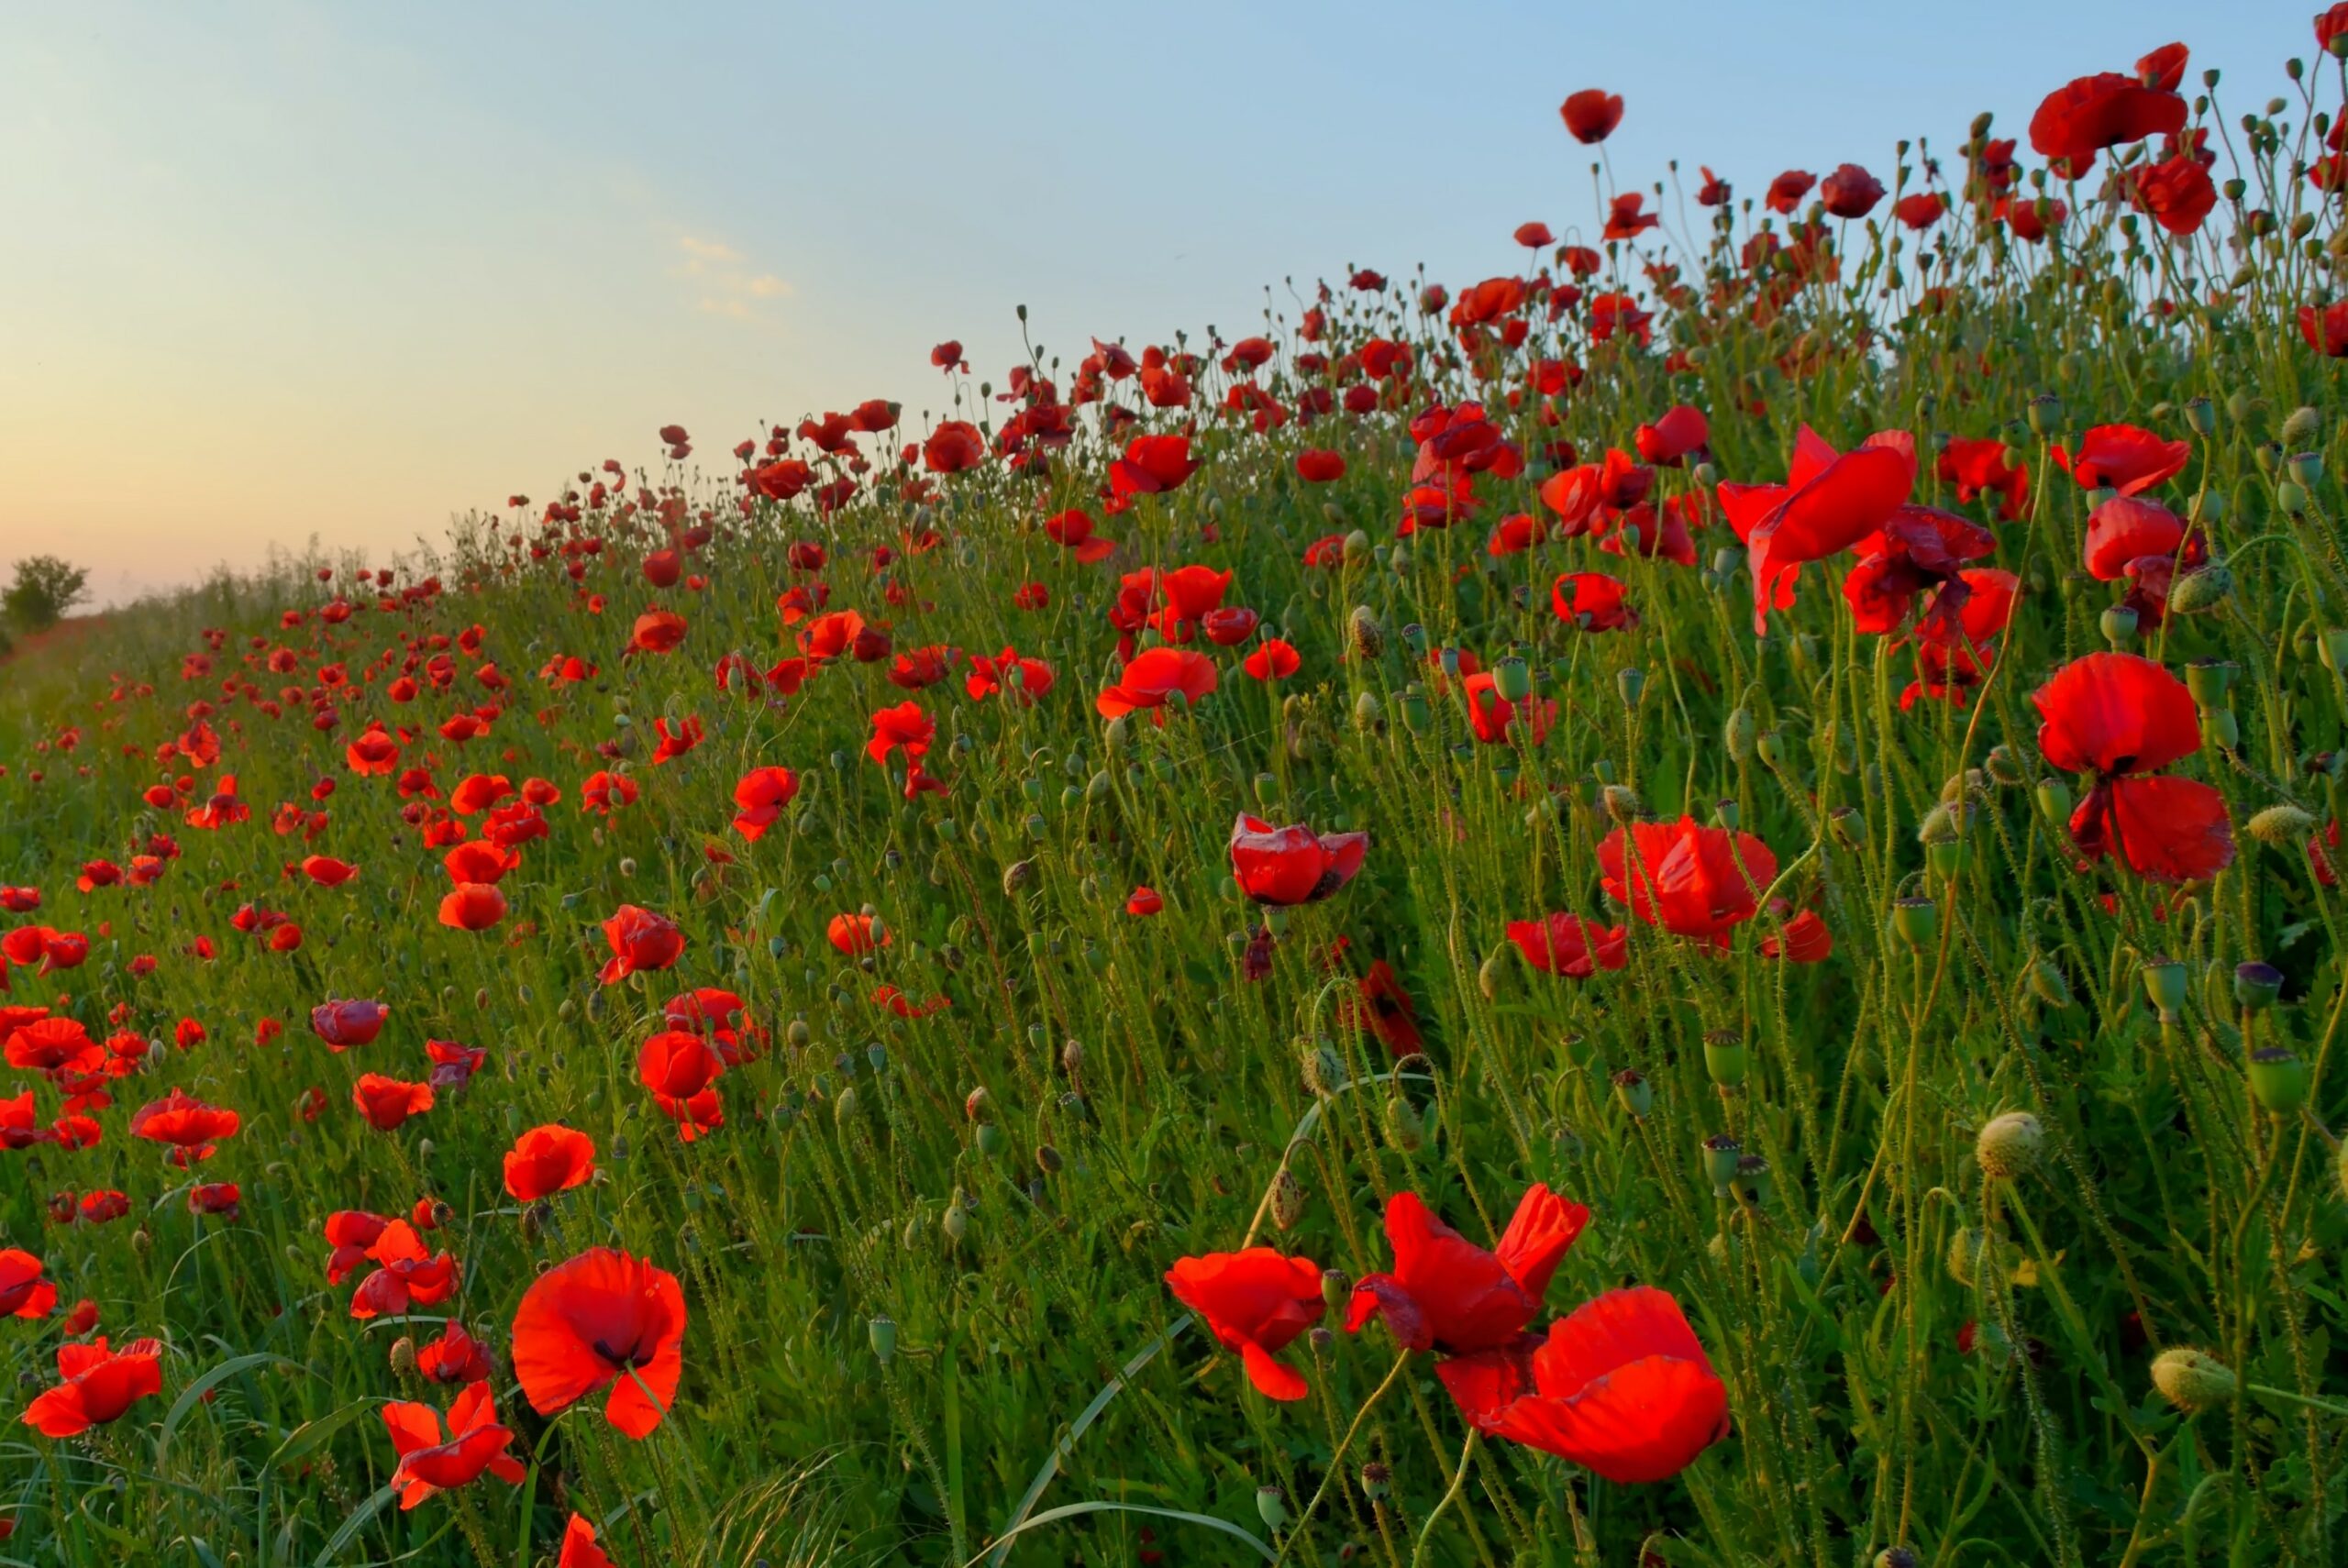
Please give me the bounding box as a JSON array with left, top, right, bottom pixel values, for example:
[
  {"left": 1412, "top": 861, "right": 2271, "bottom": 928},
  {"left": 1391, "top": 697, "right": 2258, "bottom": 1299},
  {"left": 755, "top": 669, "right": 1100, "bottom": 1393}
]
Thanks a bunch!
[
  {"left": 1984, "top": 745, "right": 2023, "bottom": 788},
  {"left": 1976, "top": 1111, "right": 2042, "bottom": 1179},
  {"left": 1945, "top": 1227, "right": 1988, "bottom": 1288},
  {"left": 1755, "top": 731, "right": 1787, "bottom": 767},
  {"left": 1352, "top": 690, "right": 1382, "bottom": 730},
  {"left": 974, "top": 1121, "right": 1005, "bottom": 1156},
  {"left": 940, "top": 1203, "right": 969, "bottom": 1248},
  {"left": 2029, "top": 955, "right": 2074, "bottom": 1010},
  {"left": 1347, "top": 604, "right": 1384, "bottom": 659},
  {"left": 1002, "top": 860, "right": 1036, "bottom": 895},
  {"left": 1382, "top": 1094, "right": 1424, "bottom": 1152},
  {"left": 1270, "top": 1169, "right": 1306, "bottom": 1231},
  {"left": 1601, "top": 785, "right": 1642, "bottom": 824},
  {"left": 2142, "top": 958, "right": 2187, "bottom": 1023},
  {"left": 1035, "top": 1143, "right": 1062, "bottom": 1175},
  {"left": 2249, "top": 803, "right": 2317, "bottom": 846},
  {"left": 2281, "top": 405, "right": 2323, "bottom": 447},
  {"left": 388, "top": 1336, "right": 417, "bottom": 1378},
  {"left": 2151, "top": 1347, "right": 2236, "bottom": 1412},
  {"left": 2234, "top": 961, "right": 2283, "bottom": 1010}
]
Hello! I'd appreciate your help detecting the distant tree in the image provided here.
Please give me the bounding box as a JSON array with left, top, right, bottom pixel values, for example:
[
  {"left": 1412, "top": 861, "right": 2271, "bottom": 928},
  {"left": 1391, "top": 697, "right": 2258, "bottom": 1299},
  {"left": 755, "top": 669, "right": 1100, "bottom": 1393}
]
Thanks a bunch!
[{"left": 3, "top": 556, "right": 91, "bottom": 633}]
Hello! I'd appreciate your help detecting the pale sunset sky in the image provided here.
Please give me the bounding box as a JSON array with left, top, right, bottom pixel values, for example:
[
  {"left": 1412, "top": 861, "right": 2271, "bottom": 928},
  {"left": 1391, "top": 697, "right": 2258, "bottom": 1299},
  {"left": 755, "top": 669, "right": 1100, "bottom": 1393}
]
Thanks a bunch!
[{"left": 0, "top": 0, "right": 2287, "bottom": 604}]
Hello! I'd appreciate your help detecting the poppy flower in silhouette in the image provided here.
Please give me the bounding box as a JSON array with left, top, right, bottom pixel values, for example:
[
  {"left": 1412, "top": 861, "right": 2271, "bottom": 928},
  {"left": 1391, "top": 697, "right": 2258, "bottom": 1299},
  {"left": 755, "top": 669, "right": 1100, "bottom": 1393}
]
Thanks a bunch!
[
  {"left": 1435, "top": 1287, "right": 1728, "bottom": 1484},
  {"left": 1558, "top": 89, "right": 1623, "bottom": 144},
  {"left": 1164, "top": 1248, "right": 1324, "bottom": 1400},
  {"left": 1347, "top": 1186, "right": 1589, "bottom": 1353},
  {"left": 1229, "top": 814, "right": 1367, "bottom": 906},
  {"left": 311, "top": 999, "right": 389, "bottom": 1050},
  {"left": 597, "top": 906, "right": 682, "bottom": 987},
  {"left": 1599, "top": 818, "right": 1778, "bottom": 944},
  {"left": 2028, "top": 69, "right": 2186, "bottom": 179},
  {"left": 128, "top": 1088, "right": 240, "bottom": 1166},
  {"left": 1505, "top": 913, "right": 1629, "bottom": 977},
  {"left": 930, "top": 340, "right": 969, "bottom": 373},
  {"left": 382, "top": 1382, "right": 526, "bottom": 1509},
  {"left": 1818, "top": 163, "right": 1885, "bottom": 218},
  {"left": 512, "top": 1248, "right": 687, "bottom": 1439},
  {"left": 1717, "top": 426, "right": 1917, "bottom": 634},
  {"left": 21, "top": 1337, "right": 163, "bottom": 1439},
  {"left": 504, "top": 1123, "right": 596, "bottom": 1201},
  {"left": 2051, "top": 424, "right": 2190, "bottom": 494},
  {"left": 730, "top": 767, "right": 799, "bottom": 841},
  {"left": 2033, "top": 653, "right": 2234, "bottom": 883},
  {"left": 1097, "top": 647, "right": 1218, "bottom": 720},
  {"left": 0, "top": 1251, "right": 57, "bottom": 1319},
  {"left": 1109, "top": 434, "right": 1200, "bottom": 500}
]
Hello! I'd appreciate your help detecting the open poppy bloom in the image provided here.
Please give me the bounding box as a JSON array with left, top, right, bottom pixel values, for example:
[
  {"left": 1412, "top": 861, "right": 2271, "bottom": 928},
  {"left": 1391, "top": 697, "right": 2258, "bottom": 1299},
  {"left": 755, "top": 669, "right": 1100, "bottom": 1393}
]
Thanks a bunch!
[
  {"left": 731, "top": 767, "right": 800, "bottom": 840},
  {"left": 1717, "top": 427, "right": 1916, "bottom": 634},
  {"left": 1435, "top": 1286, "right": 1728, "bottom": 1484},
  {"left": 1230, "top": 814, "right": 1367, "bottom": 905},
  {"left": 1598, "top": 818, "right": 1778, "bottom": 944},
  {"left": 438, "top": 883, "right": 508, "bottom": 931},
  {"left": 1552, "top": 572, "right": 1638, "bottom": 632},
  {"left": 1842, "top": 505, "right": 1997, "bottom": 644},
  {"left": 2033, "top": 653, "right": 2234, "bottom": 883},
  {"left": 21, "top": 1336, "right": 164, "bottom": 1438},
  {"left": 382, "top": 1382, "right": 526, "bottom": 1509},
  {"left": 1109, "top": 433, "right": 1199, "bottom": 500},
  {"left": 598, "top": 905, "right": 683, "bottom": 986},
  {"left": 310, "top": 998, "right": 389, "bottom": 1049},
  {"left": 353, "top": 1074, "right": 434, "bottom": 1131},
  {"left": 415, "top": 1321, "right": 494, "bottom": 1386},
  {"left": 560, "top": 1514, "right": 617, "bottom": 1568},
  {"left": 1164, "top": 1248, "right": 1324, "bottom": 1400},
  {"left": 1343, "top": 960, "right": 1423, "bottom": 1055},
  {"left": 1346, "top": 1186, "right": 1589, "bottom": 1354},
  {"left": 1097, "top": 647, "right": 1218, "bottom": 720},
  {"left": 1558, "top": 88, "right": 1623, "bottom": 144},
  {"left": 2051, "top": 425, "right": 2189, "bottom": 495},
  {"left": 2028, "top": 70, "right": 2186, "bottom": 179},
  {"left": 349, "top": 1220, "right": 460, "bottom": 1318},
  {"left": 0, "top": 1250, "right": 58, "bottom": 1319},
  {"left": 512, "top": 1248, "right": 687, "bottom": 1439},
  {"left": 1505, "top": 913, "right": 1629, "bottom": 977},
  {"left": 128, "top": 1088, "right": 241, "bottom": 1165},
  {"left": 504, "top": 1123, "right": 597, "bottom": 1201}
]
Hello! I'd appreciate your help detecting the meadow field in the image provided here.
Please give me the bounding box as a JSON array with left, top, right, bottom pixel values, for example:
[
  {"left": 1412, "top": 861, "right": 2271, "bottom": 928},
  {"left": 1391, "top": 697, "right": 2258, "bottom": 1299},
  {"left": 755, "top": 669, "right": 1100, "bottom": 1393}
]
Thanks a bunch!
[{"left": 6, "top": 17, "right": 2348, "bottom": 1568}]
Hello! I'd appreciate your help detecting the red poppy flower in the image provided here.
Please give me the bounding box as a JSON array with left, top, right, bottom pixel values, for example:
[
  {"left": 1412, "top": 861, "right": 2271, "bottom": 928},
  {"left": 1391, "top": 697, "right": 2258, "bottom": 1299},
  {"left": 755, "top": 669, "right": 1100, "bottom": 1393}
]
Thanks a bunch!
[
  {"left": 1843, "top": 505, "right": 1998, "bottom": 643},
  {"left": 2130, "top": 157, "right": 2216, "bottom": 236},
  {"left": 300, "top": 856, "right": 360, "bottom": 887},
  {"left": 731, "top": 767, "right": 800, "bottom": 840},
  {"left": 1552, "top": 572, "right": 1638, "bottom": 632},
  {"left": 0, "top": 1250, "right": 57, "bottom": 1319},
  {"left": 2301, "top": 301, "right": 2348, "bottom": 357},
  {"left": 128, "top": 1088, "right": 241, "bottom": 1166},
  {"left": 512, "top": 1248, "right": 687, "bottom": 1439},
  {"left": 1109, "top": 434, "right": 1199, "bottom": 500},
  {"left": 1717, "top": 426, "right": 1916, "bottom": 634},
  {"left": 1765, "top": 170, "right": 1816, "bottom": 214},
  {"left": 1230, "top": 814, "right": 1367, "bottom": 906},
  {"left": 1295, "top": 449, "right": 1346, "bottom": 483},
  {"left": 637, "top": 1030, "right": 724, "bottom": 1099},
  {"left": 649, "top": 715, "right": 704, "bottom": 764},
  {"left": 1097, "top": 647, "right": 1218, "bottom": 720},
  {"left": 1558, "top": 89, "right": 1623, "bottom": 144},
  {"left": 1243, "top": 639, "right": 1301, "bottom": 680},
  {"left": 866, "top": 701, "right": 936, "bottom": 767},
  {"left": 2028, "top": 70, "right": 2186, "bottom": 179},
  {"left": 964, "top": 647, "right": 1055, "bottom": 702},
  {"left": 415, "top": 1321, "right": 494, "bottom": 1386},
  {"left": 310, "top": 999, "right": 390, "bottom": 1050},
  {"left": 2051, "top": 424, "right": 2189, "bottom": 495},
  {"left": 1599, "top": 818, "right": 1778, "bottom": 944},
  {"left": 437, "top": 883, "right": 507, "bottom": 932},
  {"left": 323, "top": 1210, "right": 391, "bottom": 1284},
  {"left": 504, "top": 1123, "right": 597, "bottom": 1201},
  {"left": 1504, "top": 913, "right": 1629, "bottom": 977},
  {"left": 1894, "top": 191, "right": 1950, "bottom": 230},
  {"left": 21, "top": 1336, "right": 164, "bottom": 1439},
  {"left": 382, "top": 1382, "right": 526, "bottom": 1509},
  {"left": 629, "top": 611, "right": 688, "bottom": 656},
  {"left": 1045, "top": 509, "right": 1115, "bottom": 563},
  {"left": 353, "top": 1074, "right": 434, "bottom": 1131},
  {"left": 1346, "top": 1185, "right": 1589, "bottom": 1353},
  {"left": 1760, "top": 909, "right": 1833, "bottom": 963},
  {"left": 1435, "top": 1287, "right": 1728, "bottom": 1484},
  {"left": 825, "top": 912, "right": 888, "bottom": 955},
  {"left": 1633, "top": 405, "right": 1708, "bottom": 467},
  {"left": 1818, "top": 163, "right": 1885, "bottom": 218},
  {"left": 560, "top": 1514, "right": 616, "bottom": 1568},
  {"left": 598, "top": 905, "right": 683, "bottom": 986},
  {"left": 1164, "top": 1248, "right": 1324, "bottom": 1400},
  {"left": 1125, "top": 886, "right": 1163, "bottom": 917},
  {"left": 6, "top": 1015, "right": 101, "bottom": 1075},
  {"left": 349, "top": 1220, "right": 459, "bottom": 1318},
  {"left": 1342, "top": 960, "right": 1423, "bottom": 1055},
  {"left": 188, "top": 1182, "right": 241, "bottom": 1218},
  {"left": 1937, "top": 436, "right": 2028, "bottom": 521},
  {"left": 1461, "top": 670, "right": 1556, "bottom": 745},
  {"left": 2032, "top": 653, "right": 2234, "bottom": 882}
]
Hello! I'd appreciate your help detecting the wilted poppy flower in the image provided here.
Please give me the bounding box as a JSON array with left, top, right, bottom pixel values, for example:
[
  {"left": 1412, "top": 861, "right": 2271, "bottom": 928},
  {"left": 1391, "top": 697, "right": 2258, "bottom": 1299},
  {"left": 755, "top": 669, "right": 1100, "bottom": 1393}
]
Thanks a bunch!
[
  {"left": 1717, "top": 426, "right": 1917, "bottom": 634},
  {"left": 1230, "top": 814, "right": 1367, "bottom": 906},
  {"left": 1164, "top": 1248, "right": 1324, "bottom": 1400},
  {"left": 1097, "top": 647, "right": 1218, "bottom": 720},
  {"left": 128, "top": 1088, "right": 240, "bottom": 1166},
  {"left": 598, "top": 906, "right": 683, "bottom": 986},
  {"left": 353, "top": 1074, "right": 435, "bottom": 1131},
  {"left": 1436, "top": 1287, "right": 1728, "bottom": 1484},
  {"left": 1347, "top": 1186, "right": 1589, "bottom": 1353},
  {"left": 2033, "top": 653, "right": 2234, "bottom": 882},
  {"left": 0, "top": 1250, "right": 57, "bottom": 1319},
  {"left": 2029, "top": 69, "right": 2186, "bottom": 178},
  {"left": 504, "top": 1123, "right": 597, "bottom": 1201},
  {"left": 731, "top": 767, "right": 800, "bottom": 840},
  {"left": 1843, "top": 505, "right": 1997, "bottom": 644},
  {"left": 1599, "top": 818, "right": 1778, "bottom": 944},
  {"left": 2051, "top": 424, "right": 2190, "bottom": 495},
  {"left": 1558, "top": 88, "right": 1623, "bottom": 144},
  {"left": 382, "top": 1382, "right": 526, "bottom": 1509},
  {"left": 311, "top": 999, "right": 389, "bottom": 1050},
  {"left": 1505, "top": 913, "right": 1629, "bottom": 977},
  {"left": 512, "top": 1248, "right": 687, "bottom": 1439},
  {"left": 21, "top": 1337, "right": 163, "bottom": 1439}
]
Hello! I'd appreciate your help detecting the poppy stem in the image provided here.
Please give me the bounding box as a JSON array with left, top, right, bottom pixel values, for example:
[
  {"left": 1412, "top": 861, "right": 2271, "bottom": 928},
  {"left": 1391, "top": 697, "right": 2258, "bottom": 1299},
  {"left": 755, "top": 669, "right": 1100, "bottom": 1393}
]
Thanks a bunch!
[
  {"left": 1268, "top": 1349, "right": 1415, "bottom": 1568},
  {"left": 1406, "top": 1428, "right": 1481, "bottom": 1568}
]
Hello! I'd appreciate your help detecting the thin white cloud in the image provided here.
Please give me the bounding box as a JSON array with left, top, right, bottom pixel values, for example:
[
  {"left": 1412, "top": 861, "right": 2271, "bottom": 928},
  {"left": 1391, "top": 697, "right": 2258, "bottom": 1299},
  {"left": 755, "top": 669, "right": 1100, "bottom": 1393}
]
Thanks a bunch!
[{"left": 670, "top": 233, "right": 791, "bottom": 319}]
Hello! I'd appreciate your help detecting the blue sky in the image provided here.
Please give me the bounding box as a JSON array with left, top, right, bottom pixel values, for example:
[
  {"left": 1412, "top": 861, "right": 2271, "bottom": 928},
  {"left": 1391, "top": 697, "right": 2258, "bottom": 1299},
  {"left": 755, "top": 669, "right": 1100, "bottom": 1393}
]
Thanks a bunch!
[{"left": 0, "top": 0, "right": 2307, "bottom": 601}]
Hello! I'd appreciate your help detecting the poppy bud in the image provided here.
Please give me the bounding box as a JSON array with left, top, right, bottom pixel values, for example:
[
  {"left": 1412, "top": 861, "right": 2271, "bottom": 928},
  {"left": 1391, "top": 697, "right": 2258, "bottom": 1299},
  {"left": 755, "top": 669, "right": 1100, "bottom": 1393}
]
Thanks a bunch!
[
  {"left": 1256, "top": 1487, "right": 1290, "bottom": 1535},
  {"left": 1701, "top": 1133, "right": 1742, "bottom": 1195},
  {"left": 2166, "top": 565, "right": 2233, "bottom": 616},
  {"left": 1270, "top": 1169, "right": 1306, "bottom": 1231},
  {"left": 618, "top": 856, "right": 637, "bottom": 878},
  {"left": 1611, "top": 1068, "right": 1653, "bottom": 1119},
  {"left": 1320, "top": 1268, "right": 1351, "bottom": 1314},
  {"left": 1984, "top": 745, "right": 2023, "bottom": 788},
  {"left": 1002, "top": 860, "right": 1036, "bottom": 896},
  {"left": 1944, "top": 1227, "right": 1989, "bottom": 1288},
  {"left": 1828, "top": 806, "right": 1861, "bottom": 848},
  {"left": 1382, "top": 1094, "right": 1424, "bottom": 1152},
  {"left": 1478, "top": 949, "right": 1506, "bottom": 999},
  {"left": 1755, "top": 731, "right": 1786, "bottom": 767},
  {"left": 2142, "top": 957, "right": 2187, "bottom": 1024},
  {"left": 1302, "top": 1041, "right": 1347, "bottom": 1096},
  {"left": 2247, "top": 1048, "right": 2308, "bottom": 1116},
  {"left": 1342, "top": 530, "right": 1371, "bottom": 565},
  {"left": 1975, "top": 1111, "right": 2042, "bottom": 1179},
  {"left": 974, "top": 1122, "right": 1005, "bottom": 1156},
  {"left": 1892, "top": 898, "right": 1938, "bottom": 950},
  {"left": 2278, "top": 480, "right": 2310, "bottom": 516},
  {"left": 388, "top": 1336, "right": 417, "bottom": 1378},
  {"left": 1702, "top": 1031, "right": 1748, "bottom": 1088},
  {"left": 2151, "top": 1347, "right": 2236, "bottom": 1412},
  {"left": 2028, "top": 956, "right": 2074, "bottom": 1010},
  {"left": 1353, "top": 691, "right": 1382, "bottom": 730},
  {"left": 2234, "top": 961, "right": 2284, "bottom": 1010},
  {"left": 834, "top": 1086, "right": 860, "bottom": 1123},
  {"left": 2249, "top": 804, "right": 2317, "bottom": 847},
  {"left": 869, "top": 1315, "right": 897, "bottom": 1364},
  {"left": 940, "top": 1203, "right": 969, "bottom": 1248},
  {"left": 1035, "top": 1143, "right": 1062, "bottom": 1175},
  {"left": 1347, "top": 604, "right": 1384, "bottom": 659},
  {"left": 1600, "top": 784, "right": 1642, "bottom": 824}
]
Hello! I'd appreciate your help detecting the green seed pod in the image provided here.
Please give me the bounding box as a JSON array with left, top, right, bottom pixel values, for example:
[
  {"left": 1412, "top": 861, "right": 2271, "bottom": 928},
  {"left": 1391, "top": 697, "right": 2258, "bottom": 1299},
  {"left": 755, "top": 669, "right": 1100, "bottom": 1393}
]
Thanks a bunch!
[
  {"left": 1975, "top": 1111, "right": 2043, "bottom": 1179},
  {"left": 2184, "top": 396, "right": 2216, "bottom": 436},
  {"left": 1397, "top": 683, "right": 1433, "bottom": 734},
  {"left": 1256, "top": 1486, "right": 1290, "bottom": 1536},
  {"left": 974, "top": 1121, "right": 1006, "bottom": 1156},
  {"left": 1611, "top": 1068, "right": 1654, "bottom": 1119},
  {"left": 1701, "top": 1134, "right": 1742, "bottom": 1195},
  {"left": 1893, "top": 898, "right": 1939, "bottom": 950},
  {"left": 869, "top": 1315, "right": 897, "bottom": 1364},
  {"left": 2151, "top": 1347, "right": 2237, "bottom": 1412},
  {"left": 1320, "top": 1268, "right": 1351, "bottom": 1313},
  {"left": 2234, "top": 960, "right": 2284, "bottom": 1010},
  {"left": 1492, "top": 655, "right": 1533, "bottom": 701},
  {"left": 1702, "top": 1032, "right": 1748, "bottom": 1088},
  {"left": 2184, "top": 660, "right": 2238, "bottom": 707},
  {"left": 2247, "top": 1047, "right": 2309, "bottom": 1116},
  {"left": 2142, "top": 957, "right": 2187, "bottom": 1023},
  {"left": 1617, "top": 667, "right": 1645, "bottom": 708},
  {"left": 2099, "top": 605, "right": 2139, "bottom": 648},
  {"left": 2035, "top": 778, "right": 2072, "bottom": 822},
  {"left": 2203, "top": 708, "right": 2240, "bottom": 750},
  {"left": 1733, "top": 1154, "right": 1773, "bottom": 1208}
]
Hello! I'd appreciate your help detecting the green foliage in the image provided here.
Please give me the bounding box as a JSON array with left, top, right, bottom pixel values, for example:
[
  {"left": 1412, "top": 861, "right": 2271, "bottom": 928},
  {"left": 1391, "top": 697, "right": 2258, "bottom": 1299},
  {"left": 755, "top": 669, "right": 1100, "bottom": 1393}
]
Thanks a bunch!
[{"left": 4, "top": 553, "right": 91, "bottom": 633}]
